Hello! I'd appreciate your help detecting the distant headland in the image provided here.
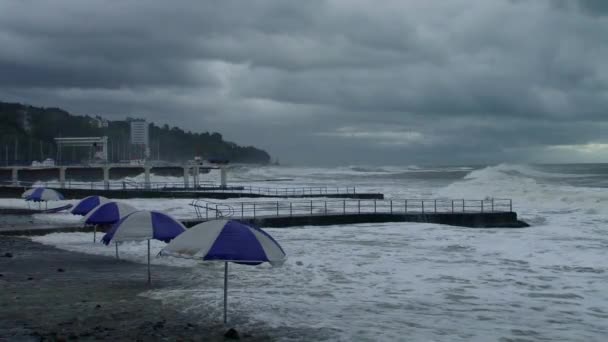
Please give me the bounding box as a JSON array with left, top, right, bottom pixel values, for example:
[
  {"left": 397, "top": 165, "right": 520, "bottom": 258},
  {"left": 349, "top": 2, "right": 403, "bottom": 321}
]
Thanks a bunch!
[{"left": 0, "top": 101, "right": 271, "bottom": 165}]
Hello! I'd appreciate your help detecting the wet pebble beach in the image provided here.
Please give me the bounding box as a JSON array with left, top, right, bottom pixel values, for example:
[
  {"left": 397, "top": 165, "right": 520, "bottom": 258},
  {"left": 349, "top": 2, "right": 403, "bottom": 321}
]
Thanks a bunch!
[{"left": 0, "top": 236, "right": 272, "bottom": 341}]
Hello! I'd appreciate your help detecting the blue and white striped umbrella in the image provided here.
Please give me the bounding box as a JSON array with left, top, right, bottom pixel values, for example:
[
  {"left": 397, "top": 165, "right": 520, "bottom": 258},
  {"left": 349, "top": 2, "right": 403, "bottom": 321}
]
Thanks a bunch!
[
  {"left": 71, "top": 196, "right": 110, "bottom": 216},
  {"left": 83, "top": 201, "right": 137, "bottom": 225},
  {"left": 102, "top": 210, "right": 186, "bottom": 244},
  {"left": 102, "top": 210, "right": 186, "bottom": 283},
  {"left": 160, "top": 219, "right": 286, "bottom": 323},
  {"left": 21, "top": 188, "right": 64, "bottom": 202}
]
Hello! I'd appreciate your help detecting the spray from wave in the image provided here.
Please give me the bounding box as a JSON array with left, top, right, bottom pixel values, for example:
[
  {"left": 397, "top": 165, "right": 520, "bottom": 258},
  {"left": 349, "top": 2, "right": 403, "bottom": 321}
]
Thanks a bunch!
[{"left": 438, "top": 164, "right": 608, "bottom": 216}]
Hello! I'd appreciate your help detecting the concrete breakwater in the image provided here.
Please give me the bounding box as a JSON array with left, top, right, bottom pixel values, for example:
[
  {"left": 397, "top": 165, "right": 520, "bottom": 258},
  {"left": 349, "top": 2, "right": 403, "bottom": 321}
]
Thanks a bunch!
[
  {"left": 0, "top": 185, "right": 384, "bottom": 200},
  {"left": 183, "top": 212, "right": 528, "bottom": 229},
  {"left": 0, "top": 211, "right": 528, "bottom": 237}
]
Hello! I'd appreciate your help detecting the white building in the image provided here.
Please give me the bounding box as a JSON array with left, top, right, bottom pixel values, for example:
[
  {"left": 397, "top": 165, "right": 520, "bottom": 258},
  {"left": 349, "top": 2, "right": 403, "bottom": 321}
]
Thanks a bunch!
[{"left": 130, "top": 119, "right": 150, "bottom": 159}]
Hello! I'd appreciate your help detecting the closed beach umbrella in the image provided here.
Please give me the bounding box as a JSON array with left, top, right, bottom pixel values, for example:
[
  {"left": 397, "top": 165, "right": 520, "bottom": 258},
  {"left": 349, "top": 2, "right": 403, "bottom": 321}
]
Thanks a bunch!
[
  {"left": 71, "top": 196, "right": 109, "bottom": 216},
  {"left": 160, "top": 219, "right": 286, "bottom": 324},
  {"left": 83, "top": 201, "right": 137, "bottom": 243},
  {"left": 102, "top": 210, "right": 186, "bottom": 283},
  {"left": 21, "top": 188, "right": 64, "bottom": 209}
]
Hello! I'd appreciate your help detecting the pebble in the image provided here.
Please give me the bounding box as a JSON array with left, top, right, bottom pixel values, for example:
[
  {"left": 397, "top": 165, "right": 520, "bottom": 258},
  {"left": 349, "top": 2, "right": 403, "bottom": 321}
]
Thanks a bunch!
[{"left": 224, "top": 328, "right": 240, "bottom": 340}]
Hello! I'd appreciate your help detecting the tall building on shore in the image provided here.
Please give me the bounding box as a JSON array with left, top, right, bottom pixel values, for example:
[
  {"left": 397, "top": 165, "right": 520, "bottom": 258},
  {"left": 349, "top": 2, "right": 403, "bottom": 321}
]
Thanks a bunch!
[{"left": 130, "top": 119, "right": 150, "bottom": 159}]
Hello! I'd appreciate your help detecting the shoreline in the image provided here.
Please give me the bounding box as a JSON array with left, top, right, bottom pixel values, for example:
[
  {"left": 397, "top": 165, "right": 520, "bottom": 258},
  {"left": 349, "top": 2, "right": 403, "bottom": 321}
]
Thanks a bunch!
[{"left": 0, "top": 236, "right": 272, "bottom": 341}]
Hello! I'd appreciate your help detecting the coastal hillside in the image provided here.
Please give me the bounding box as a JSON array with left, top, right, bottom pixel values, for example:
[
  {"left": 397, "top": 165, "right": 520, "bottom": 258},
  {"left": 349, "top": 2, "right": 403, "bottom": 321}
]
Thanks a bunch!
[{"left": 0, "top": 101, "right": 271, "bottom": 165}]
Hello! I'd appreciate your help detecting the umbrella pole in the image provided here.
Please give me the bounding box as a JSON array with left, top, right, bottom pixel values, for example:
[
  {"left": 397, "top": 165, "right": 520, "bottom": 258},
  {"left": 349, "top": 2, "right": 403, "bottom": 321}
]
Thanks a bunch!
[
  {"left": 224, "top": 262, "right": 228, "bottom": 325},
  {"left": 93, "top": 225, "right": 97, "bottom": 243},
  {"left": 115, "top": 242, "right": 119, "bottom": 259},
  {"left": 147, "top": 239, "right": 151, "bottom": 285}
]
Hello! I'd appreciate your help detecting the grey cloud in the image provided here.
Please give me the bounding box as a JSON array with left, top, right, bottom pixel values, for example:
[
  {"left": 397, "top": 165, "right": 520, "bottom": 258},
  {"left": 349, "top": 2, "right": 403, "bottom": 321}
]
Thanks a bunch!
[{"left": 1, "top": 0, "right": 608, "bottom": 165}]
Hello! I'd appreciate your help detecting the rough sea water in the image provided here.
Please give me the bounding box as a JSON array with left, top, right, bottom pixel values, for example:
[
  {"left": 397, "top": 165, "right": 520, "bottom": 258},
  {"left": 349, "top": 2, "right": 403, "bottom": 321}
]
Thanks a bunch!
[{"left": 25, "top": 164, "right": 608, "bottom": 341}]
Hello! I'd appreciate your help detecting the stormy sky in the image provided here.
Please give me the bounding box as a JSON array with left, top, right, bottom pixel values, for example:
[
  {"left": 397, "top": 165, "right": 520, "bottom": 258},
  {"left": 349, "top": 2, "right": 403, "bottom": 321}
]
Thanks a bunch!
[{"left": 1, "top": 0, "right": 607, "bottom": 165}]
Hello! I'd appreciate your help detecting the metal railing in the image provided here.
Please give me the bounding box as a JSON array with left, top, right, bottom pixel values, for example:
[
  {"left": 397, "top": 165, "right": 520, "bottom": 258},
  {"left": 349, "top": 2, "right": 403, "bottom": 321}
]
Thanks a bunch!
[
  {"left": 191, "top": 198, "right": 513, "bottom": 220},
  {"left": 0, "top": 180, "right": 212, "bottom": 191},
  {"left": 1, "top": 180, "right": 357, "bottom": 197},
  {"left": 190, "top": 200, "right": 235, "bottom": 218},
  {"left": 197, "top": 185, "right": 357, "bottom": 196}
]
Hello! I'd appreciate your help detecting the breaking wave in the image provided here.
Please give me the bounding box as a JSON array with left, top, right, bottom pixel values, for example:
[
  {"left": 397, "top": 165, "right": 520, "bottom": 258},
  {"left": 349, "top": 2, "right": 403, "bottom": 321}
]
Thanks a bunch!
[{"left": 438, "top": 164, "right": 608, "bottom": 216}]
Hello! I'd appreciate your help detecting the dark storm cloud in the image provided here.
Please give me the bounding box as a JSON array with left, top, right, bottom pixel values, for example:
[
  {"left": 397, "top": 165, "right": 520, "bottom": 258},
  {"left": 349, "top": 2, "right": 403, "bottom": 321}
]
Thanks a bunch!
[
  {"left": 575, "top": 0, "right": 608, "bottom": 15},
  {"left": 1, "top": 0, "right": 608, "bottom": 165}
]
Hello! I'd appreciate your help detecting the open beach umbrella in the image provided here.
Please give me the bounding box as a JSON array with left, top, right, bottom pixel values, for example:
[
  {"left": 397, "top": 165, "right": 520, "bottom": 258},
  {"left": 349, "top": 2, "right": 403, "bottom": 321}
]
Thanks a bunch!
[
  {"left": 160, "top": 219, "right": 286, "bottom": 324},
  {"left": 83, "top": 201, "right": 137, "bottom": 243},
  {"left": 71, "top": 196, "right": 110, "bottom": 216},
  {"left": 101, "top": 210, "right": 186, "bottom": 283},
  {"left": 21, "top": 188, "right": 64, "bottom": 209}
]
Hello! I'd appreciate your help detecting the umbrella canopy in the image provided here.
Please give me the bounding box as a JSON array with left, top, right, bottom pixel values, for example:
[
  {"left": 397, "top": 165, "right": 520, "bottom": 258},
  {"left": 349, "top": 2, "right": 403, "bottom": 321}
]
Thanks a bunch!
[
  {"left": 102, "top": 210, "right": 186, "bottom": 245},
  {"left": 102, "top": 210, "right": 186, "bottom": 284},
  {"left": 21, "top": 188, "right": 64, "bottom": 202},
  {"left": 160, "top": 219, "right": 286, "bottom": 324},
  {"left": 160, "top": 219, "right": 286, "bottom": 265},
  {"left": 83, "top": 201, "right": 137, "bottom": 225},
  {"left": 71, "top": 196, "right": 110, "bottom": 216}
]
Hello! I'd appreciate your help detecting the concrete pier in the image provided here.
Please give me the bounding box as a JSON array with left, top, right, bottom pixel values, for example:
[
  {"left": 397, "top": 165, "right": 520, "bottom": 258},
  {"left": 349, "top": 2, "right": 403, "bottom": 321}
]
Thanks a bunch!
[
  {"left": 0, "top": 211, "right": 527, "bottom": 238},
  {"left": 0, "top": 164, "right": 222, "bottom": 189},
  {"left": 59, "top": 167, "right": 66, "bottom": 188},
  {"left": 0, "top": 185, "right": 384, "bottom": 200},
  {"left": 182, "top": 212, "right": 528, "bottom": 229},
  {"left": 102, "top": 166, "right": 110, "bottom": 190}
]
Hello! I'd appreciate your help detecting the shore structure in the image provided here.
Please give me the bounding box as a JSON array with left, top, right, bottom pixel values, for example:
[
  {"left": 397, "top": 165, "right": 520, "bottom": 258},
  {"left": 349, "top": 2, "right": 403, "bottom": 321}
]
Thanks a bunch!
[
  {"left": 184, "top": 198, "right": 527, "bottom": 229},
  {"left": 0, "top": 164, "right": 385, "bottom": 199},
  {"left": 0, "top": 198, "right": 527, "bottom": 238},
  {"left": 0, "top": 163, "right": 227, "bottom": 190}
]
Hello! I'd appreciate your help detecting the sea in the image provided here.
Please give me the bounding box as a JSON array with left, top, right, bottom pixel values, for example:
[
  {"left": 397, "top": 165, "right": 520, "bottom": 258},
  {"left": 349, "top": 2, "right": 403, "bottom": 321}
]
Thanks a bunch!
[{"left": 9, "top": 163, "right": 608, "bottom": 341}]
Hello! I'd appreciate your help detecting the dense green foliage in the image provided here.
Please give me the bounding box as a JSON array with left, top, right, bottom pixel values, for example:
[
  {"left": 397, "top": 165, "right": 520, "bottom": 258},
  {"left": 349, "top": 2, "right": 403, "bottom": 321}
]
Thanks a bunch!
[{"left": 0, "top": 101, "right": 271, "bottom": 165}]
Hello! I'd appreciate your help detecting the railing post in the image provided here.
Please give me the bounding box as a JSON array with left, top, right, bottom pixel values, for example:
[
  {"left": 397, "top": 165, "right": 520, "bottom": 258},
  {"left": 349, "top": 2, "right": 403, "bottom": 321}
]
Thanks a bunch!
[
  {"left": 215, "top": 204, "right": 219, "bottom": 218},
  {"left": 374, "top": 200, "right": 377, "bottom": 213},
  {"left": 481, "top": 200, "right": 484, "bottom": 213},
  {"left": 510, "top": 199, "right": 512, "bottom": 212},
  {"left": 390, "top": 200, "right": 393, "bottom": 214},
  {"left": 310, "top": 200, "right": 313, "bottom": 215},
  {"left": 343, "top": 200, "right": 346, "bottom": 214},
  {"left": 241, "top": 203, "right": 244, "bottom": 219},
  {"left": 405, "top": 200, "right": 408, "bottom": 213},
  {"left": 205, "top": 204, "right": 209, "bottom": 220},
  {"left": 434, "top": 199, "right": 437, "bottom": 213},
  {"left": 451, "top": 200, "right": 454, "bottom": 213},
  {"left": 290, "top": 202, "right": 293, "bottom": 217},
  {"left": 358, "top": 200, "right": 361, "bottom": 214},
  {"left": 324, "top": 201, "right": 327, "bottom": 215},
  {"left": 276, "top": 201, "right": 279, "bottom": 216},
  {"left": 462, "top": 199, "right": 465, "bottom": 212},
  {"left": 422, "top": 200, "right": 425, "bottom": 213},
  {"left": 253, "top": 203, "right": 256, "bottom": 218},
  {"left": 491, "top": 198, "right": 494, "bottom": 212}
]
